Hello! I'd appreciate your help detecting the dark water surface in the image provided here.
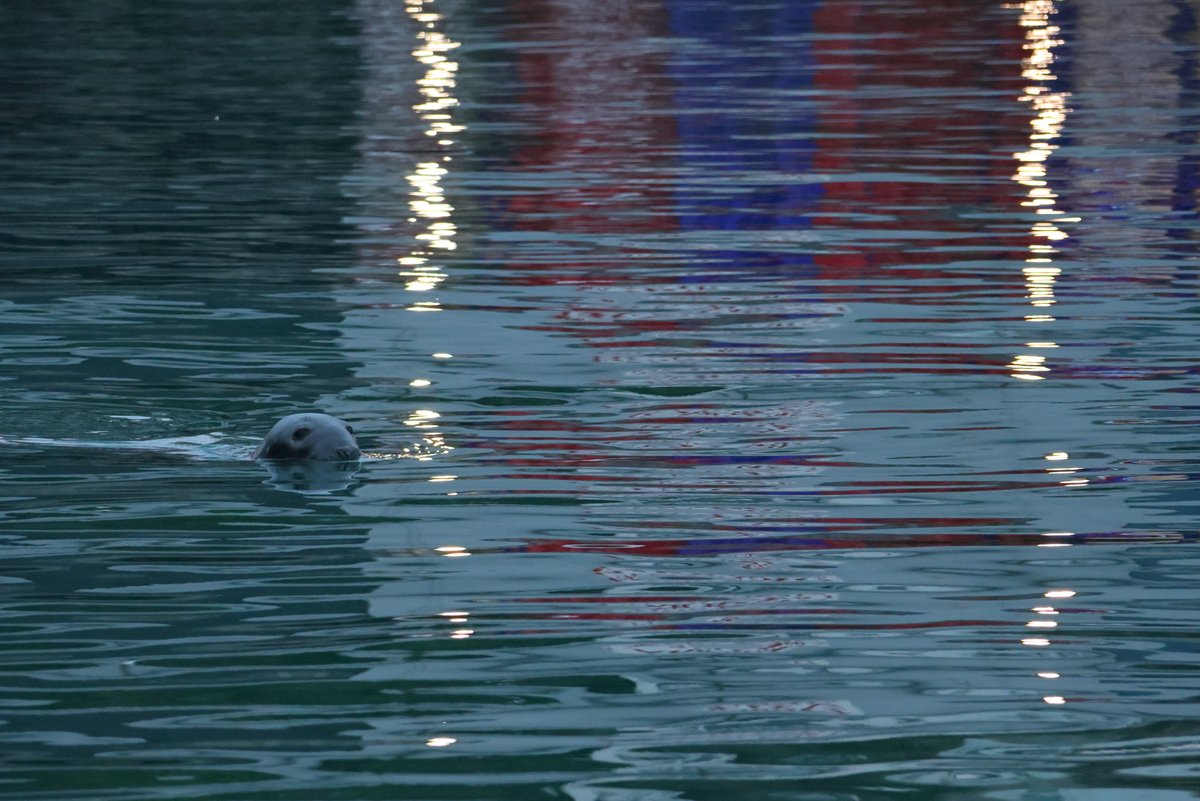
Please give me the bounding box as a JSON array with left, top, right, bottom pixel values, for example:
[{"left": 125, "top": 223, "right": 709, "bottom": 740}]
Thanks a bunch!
[{"left": 3, "top": 0, "right": 1200, "bottom": 798}]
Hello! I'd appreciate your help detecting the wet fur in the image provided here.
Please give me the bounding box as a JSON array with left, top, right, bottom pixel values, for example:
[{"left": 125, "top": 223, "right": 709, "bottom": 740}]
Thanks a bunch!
[{"left": 254, "top": 413, "right": 361, "bottom": 462}]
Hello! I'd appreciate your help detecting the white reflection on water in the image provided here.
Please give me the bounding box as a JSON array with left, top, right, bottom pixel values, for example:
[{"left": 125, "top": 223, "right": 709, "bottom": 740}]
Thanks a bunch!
[
  {"left": 1009, "top": 0, "right": 1083, "bottom": 706},
  {"left": 399, "top": 0, "right": 462, "bottom": 302},
  {"left": 330, "top": 0, "right": 459, "bottom": 467},
  {"left": 1008, "top": 0, "right": 1075, "bottom": 382}
]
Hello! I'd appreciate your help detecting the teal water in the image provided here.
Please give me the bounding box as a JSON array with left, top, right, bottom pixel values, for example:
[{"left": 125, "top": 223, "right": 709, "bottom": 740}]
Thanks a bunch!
[{"left": 3, "top": 0, "right": 1200, "bottom": 798}]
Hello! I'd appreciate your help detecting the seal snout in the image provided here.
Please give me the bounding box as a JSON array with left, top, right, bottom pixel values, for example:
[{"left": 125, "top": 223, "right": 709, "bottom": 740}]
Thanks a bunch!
[{"left": 255, "top": 413, "right": 361, "bottom": 462}]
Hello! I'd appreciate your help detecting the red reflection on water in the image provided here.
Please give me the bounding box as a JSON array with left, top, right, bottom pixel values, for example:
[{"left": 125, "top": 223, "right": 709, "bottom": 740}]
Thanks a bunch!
[
  {"left": 489, "top": 0, "right": 1034, "bottom": 336},
  {"left": 472, "top": 0, "right": 1060, "bottom": 502},
  {"left": 512, "top": 528, "right": 1198, "bottom": 557},
  {"left": 808, "top": 0, "right": 1029, "bottom": 275},
  {"left": 505, "top": 0, "right": 679, "bottom": 242}
]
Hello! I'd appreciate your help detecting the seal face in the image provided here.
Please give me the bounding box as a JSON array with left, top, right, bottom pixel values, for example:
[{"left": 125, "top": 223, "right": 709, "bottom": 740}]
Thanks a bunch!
[{"left": 254, "top": 413, "right": 361, "bottom": 462}]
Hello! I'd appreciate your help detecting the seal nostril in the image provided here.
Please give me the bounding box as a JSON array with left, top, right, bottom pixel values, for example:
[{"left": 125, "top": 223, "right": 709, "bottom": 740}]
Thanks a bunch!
[
  {"left": 292, "top": 427, "right": 311, "bottom": 441},
  {"left": 265, "top": 443, "right": 291, "bottom": 460}
]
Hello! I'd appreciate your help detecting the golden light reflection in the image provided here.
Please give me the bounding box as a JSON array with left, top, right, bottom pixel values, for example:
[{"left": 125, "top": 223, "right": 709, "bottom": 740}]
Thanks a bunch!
[
  {"left": 408, "top": 410, "right": 453, "bottom": 460},
  {"left": 398, "top": 0, "right": 463, "bottom": 297},
  {"left": 381, "top": 407, "right": 452, "bottom": 460},
  {"left": 426, "top": 737, "right": 457, "bottom": 747},
  {"left": 1007, "top": 353, "right": 1049, "bottom": 380},
  {"left": 1009, "top": 0, "right": 1077, "bottom": 381}
]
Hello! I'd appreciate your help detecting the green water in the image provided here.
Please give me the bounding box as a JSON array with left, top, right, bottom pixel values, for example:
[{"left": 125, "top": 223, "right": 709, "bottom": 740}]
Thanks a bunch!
[{"left": 2, "top": 0, "right": 1200, "bottom": 798}]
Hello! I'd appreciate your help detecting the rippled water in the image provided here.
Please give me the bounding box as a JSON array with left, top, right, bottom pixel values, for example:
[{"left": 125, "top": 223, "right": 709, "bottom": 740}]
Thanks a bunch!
[{"left": 3, "top": 0, "right": 1200, "bottom": 798}]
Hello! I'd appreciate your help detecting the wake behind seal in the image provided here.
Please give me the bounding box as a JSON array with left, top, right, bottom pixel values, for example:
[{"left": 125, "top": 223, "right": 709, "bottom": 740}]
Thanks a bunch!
[{"left": 254, "top": 413, "right": 361, "bottom": 462}]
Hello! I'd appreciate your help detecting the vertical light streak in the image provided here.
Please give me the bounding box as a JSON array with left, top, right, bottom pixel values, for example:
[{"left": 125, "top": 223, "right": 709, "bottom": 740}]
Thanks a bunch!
[
  {"left": 1009, "top": 3, "right": 1079, "bottom": 707},
  {"left": 400, "top": 0, "right": 464, "bottom": 305},
  {"left": 392, "top": 0, "right": 460, "bottom": 460},
  {"left": 1007, "top": 0, "right": 1078, "bottom": 381}
]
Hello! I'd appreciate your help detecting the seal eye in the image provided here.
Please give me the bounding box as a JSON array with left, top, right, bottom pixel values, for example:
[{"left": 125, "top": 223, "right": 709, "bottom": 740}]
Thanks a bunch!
[
  {"left": 292, "top": 427, "right": 311, "bottom": 441},
  {"left": 345, "top": 425, "right": 355, "bottom": 435}
]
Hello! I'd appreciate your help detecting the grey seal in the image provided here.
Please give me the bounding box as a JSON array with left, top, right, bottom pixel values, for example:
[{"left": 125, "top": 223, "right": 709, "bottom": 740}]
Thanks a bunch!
[{"left": 254, "top": 413, "right": 361, "bottom": 462}]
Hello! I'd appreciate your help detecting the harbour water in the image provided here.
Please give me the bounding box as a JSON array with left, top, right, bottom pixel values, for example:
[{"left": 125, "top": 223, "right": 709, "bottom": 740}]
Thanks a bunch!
[{"left": 2, "top": 0, "right": 1199, "bottom": 798}]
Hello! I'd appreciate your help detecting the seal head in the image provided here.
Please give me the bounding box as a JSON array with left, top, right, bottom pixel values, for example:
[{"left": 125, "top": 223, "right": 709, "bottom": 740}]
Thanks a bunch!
[{"left": 254, "top": 413, "right": 361, "bottom": 462}]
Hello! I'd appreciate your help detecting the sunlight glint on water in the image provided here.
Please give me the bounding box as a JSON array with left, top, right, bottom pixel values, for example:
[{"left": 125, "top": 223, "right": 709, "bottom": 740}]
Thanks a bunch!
[{"left": 1010, "top": 0, "right": 1070, "bottom": 381}]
